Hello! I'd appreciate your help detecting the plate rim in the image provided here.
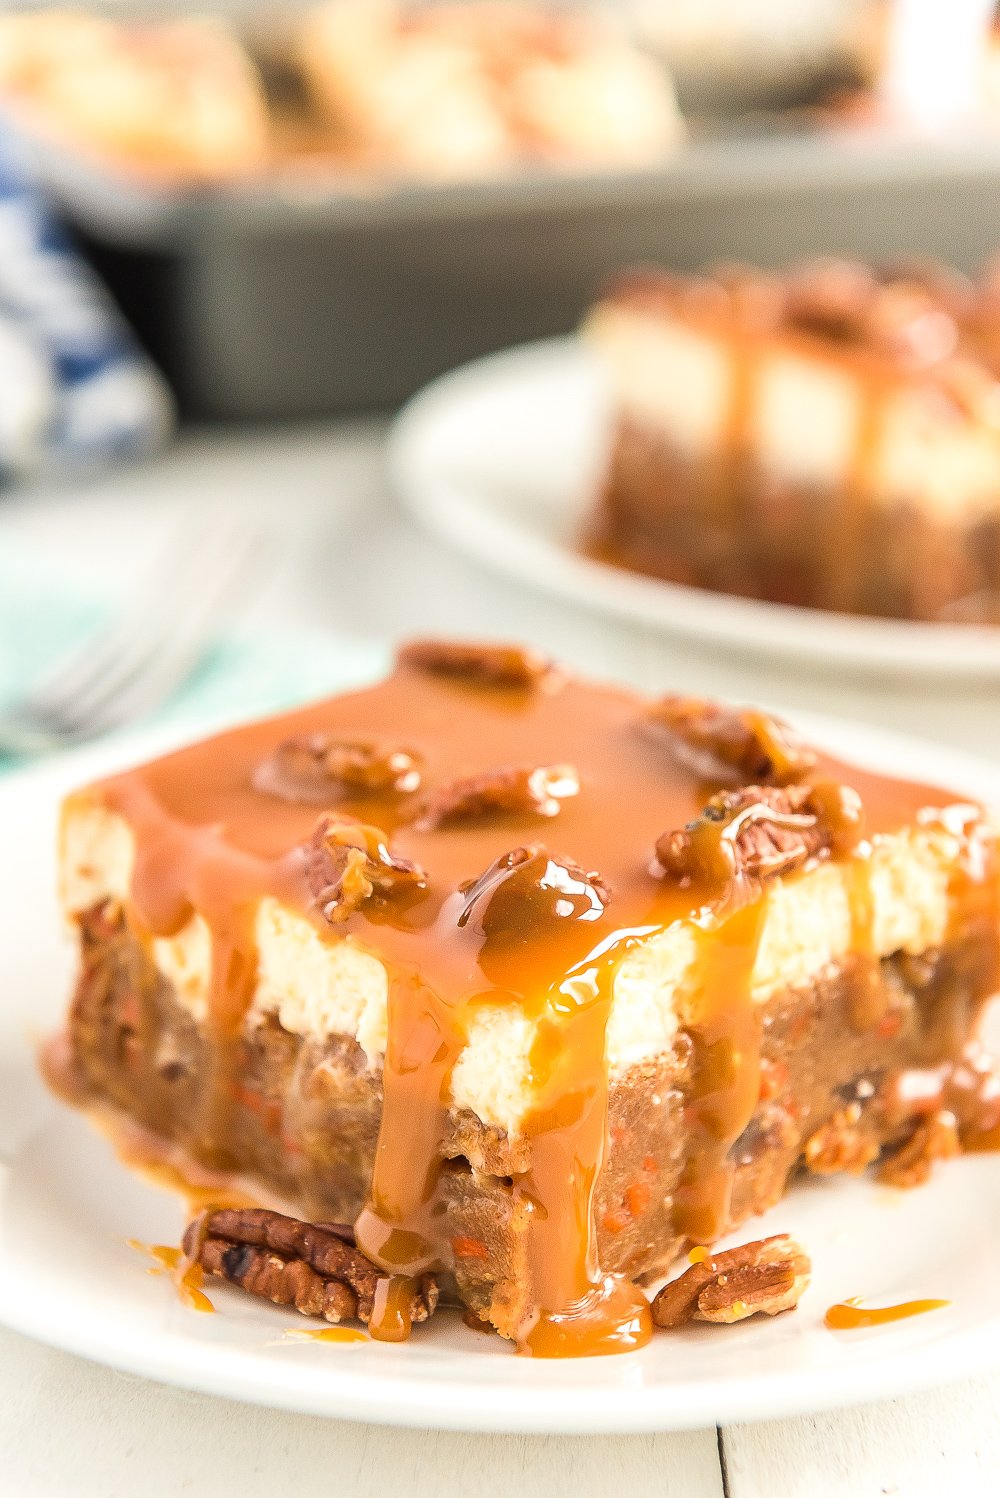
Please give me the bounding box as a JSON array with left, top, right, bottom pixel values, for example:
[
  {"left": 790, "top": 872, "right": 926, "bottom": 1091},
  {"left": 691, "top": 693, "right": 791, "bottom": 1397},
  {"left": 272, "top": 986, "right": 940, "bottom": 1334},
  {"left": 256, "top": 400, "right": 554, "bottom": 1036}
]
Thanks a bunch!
[
  {"left": 4, "top": 707, "right": 1000, "bottom": 1432},
  {"left": 388, "top": 336, "right": 1000, "bottom": 681}
]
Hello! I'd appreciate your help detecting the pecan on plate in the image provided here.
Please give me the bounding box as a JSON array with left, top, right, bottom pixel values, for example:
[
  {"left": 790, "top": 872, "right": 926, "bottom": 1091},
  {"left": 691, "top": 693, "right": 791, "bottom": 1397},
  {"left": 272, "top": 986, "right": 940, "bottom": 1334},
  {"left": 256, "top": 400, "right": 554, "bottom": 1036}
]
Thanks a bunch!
[
  {"left": 651, "top": 1234, "right": 811, "bottom": 1329},
  {"left": 655, "top": 782, "right": 862, "bottom": 895},
  {"left": 182, "top": 1208, "right": 438, "bottom": 1328},
  {"left": 803, "top": 1102, "right": 879, "bottom": 1177},
  {"left": 878, "top": 1109, "right": 960, "bottom": 1189},
  {"left": 415, "top": 763, "right": 579, "bottom": 831},
  {"left": 645, "top": 695, "right": 816, "bottom": 787},
  {"left": 253, "top": 734, "right": 422, "bottom": 804},
  {"left": 305, "top": 815, "right": 427, "bottom": 924},
  {"left": 397, "top": 638, "right": 555, "bottom": 688}
]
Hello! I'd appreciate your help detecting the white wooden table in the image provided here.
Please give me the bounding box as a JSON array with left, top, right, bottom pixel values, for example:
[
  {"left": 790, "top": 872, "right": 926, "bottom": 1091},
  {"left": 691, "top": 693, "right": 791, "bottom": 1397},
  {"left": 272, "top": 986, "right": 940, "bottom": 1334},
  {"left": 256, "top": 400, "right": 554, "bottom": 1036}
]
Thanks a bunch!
[{"left": 4, "top": 420, "right": 1000, "bottom": 1497}]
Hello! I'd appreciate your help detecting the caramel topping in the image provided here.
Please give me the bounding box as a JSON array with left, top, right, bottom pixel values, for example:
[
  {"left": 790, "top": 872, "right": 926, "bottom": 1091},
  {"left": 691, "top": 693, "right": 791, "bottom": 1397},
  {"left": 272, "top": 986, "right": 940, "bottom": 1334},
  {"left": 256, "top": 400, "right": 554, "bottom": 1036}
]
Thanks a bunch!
[
  {"left": 825, "top": 1297, "right": 949, "bottom": 1330},
  {"left": 84, "top": 654, "right": 988, "bottom": 1354},
  {"left": 612, "top": 259, "right": 970, "bottom": 379}
]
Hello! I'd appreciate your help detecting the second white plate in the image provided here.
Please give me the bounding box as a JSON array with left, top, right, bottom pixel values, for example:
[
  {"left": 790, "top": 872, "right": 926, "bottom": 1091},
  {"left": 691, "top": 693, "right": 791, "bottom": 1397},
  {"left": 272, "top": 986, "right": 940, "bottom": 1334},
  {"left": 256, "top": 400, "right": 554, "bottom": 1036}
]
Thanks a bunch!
[{"left": 389, "top": 337, "right": 1000, "bottom": 680}]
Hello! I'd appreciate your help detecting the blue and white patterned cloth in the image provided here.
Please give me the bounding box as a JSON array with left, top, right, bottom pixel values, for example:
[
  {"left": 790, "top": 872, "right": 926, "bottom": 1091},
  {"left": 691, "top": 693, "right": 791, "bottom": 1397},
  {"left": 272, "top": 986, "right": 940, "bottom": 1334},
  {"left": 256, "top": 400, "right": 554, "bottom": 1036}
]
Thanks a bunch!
[{"left": 0, "top": 134, "right": 172, "bottom": 479}]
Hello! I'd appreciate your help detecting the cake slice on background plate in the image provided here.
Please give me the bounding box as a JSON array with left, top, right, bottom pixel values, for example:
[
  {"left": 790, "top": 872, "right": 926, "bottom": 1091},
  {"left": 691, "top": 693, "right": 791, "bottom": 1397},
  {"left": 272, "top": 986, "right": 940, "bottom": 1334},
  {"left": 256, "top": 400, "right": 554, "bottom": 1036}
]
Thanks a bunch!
[{"left": 584, "top": 259, "right": 1000, "bottom": 623}]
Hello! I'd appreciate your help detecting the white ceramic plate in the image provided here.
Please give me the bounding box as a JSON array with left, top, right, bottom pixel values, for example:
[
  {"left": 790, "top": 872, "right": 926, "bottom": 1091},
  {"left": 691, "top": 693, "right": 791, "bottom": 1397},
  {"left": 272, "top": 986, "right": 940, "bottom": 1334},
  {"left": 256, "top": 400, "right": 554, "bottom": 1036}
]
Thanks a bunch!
[
  {"left": 389, "top": 338, "right": 1000, "bottom": 680},
  {"left": 4, "top": 701, "right": 1000, "bottom": 1433}
]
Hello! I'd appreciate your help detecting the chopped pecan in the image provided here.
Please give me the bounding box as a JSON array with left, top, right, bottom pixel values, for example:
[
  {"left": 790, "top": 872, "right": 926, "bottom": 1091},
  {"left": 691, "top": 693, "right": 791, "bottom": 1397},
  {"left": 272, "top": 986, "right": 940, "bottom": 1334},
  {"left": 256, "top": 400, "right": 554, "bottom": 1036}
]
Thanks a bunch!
[
  {"left": 646, "top": 696, "right": 816, "bottom": 787},
  {"left": 878, "top": 1109, "right": 960, "bottom": 1189},
  {"left": 397, "top": 639, "right": 555, "bottom": 688},
  {"left": 182, "top": 1208, "right": 438, "bottom": 1328},
  {"left": 803, "top": 1102, "right": 879, "bottom": 1176},
  {"left": 305, "top": 815, "right": 427, "bottom": 923},
  {"left": 254, "top": 734, "right": 422, "bottom": 803},
  {"left": 651, "top": 1235, "right": 811, "bottom": 1329},
  {"left": 655, "top": 782, "right": 861, "bottom": 894},
  {"left": 415, "top": 763, "right": 579, "bottom": 831}
]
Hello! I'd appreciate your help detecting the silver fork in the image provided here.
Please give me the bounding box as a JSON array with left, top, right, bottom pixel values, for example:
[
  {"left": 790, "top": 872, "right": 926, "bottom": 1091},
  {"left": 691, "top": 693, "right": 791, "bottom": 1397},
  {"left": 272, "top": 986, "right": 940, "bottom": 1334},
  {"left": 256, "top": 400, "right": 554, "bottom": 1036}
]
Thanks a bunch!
[{"left": 0, "top": 508, "right": 269, "bottom": 756}]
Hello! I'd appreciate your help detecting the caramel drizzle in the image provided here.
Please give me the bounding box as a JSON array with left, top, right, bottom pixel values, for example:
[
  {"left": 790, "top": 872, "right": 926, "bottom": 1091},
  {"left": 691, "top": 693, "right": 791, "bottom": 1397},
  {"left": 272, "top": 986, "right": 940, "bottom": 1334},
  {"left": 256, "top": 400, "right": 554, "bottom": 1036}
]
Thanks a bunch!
[
  {"left": 84, "top": 663, "right": 990, "bottom": 1356},
  {"left": 825, "top": 1297, "right": 949, "bottom": 1330},
  {"left": 823, "top": 370, "right": 888, "bottom": 616},
  {"left": 671, "top": 898, "right": 769, "bottom": 1243},
  {"left": 127, "top": 1239, "right": 215, "bottom": 1313},
  {"left": 283, "top": 1326, "right": 368, "bottom": 1344},
  {"left": 518, "top": 928, "right": 654, "bottom": 1355}
]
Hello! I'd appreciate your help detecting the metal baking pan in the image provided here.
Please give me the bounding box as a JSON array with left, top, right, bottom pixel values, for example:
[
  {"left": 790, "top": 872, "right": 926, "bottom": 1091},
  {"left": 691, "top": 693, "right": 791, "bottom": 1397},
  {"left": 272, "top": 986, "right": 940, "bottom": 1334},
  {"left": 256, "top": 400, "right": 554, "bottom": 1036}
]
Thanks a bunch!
[{"left": 18, "top": 122, "right": 1000, "bottom": 418}]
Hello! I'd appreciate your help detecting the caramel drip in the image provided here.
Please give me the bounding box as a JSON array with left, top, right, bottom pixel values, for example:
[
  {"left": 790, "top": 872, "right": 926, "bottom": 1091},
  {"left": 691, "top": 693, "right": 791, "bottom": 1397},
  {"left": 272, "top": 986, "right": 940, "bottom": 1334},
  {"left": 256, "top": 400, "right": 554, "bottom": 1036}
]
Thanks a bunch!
[
  {"left": 843, "top": 855, "right": 882, "bottom": 1030},
  {"left": 670, "top": 898, "right": 768, "bottom": 1243},
  {"left": 518, "top": 928, "right": 654, "bottom": 1356},
  {"left": 284, "top": 1326, "right": 368, "bottom": 1344},
  {"left": 84, "top": 663, "right": 990, "bottom": 1355},
  {"left": 353, "top": 971, "right": 464, "bottom": 1278},
  {"left": 368, "top": 1275, "right": 419, "bottom": 1343},
  {"left": 961, "top": 1125, "right": 1000, "bottom": 1152},
  {"left": 825, "top": 1297, "right": 948, "bottom": 1330},
  {"left": 823, "top": 371, "right": 888, "bottom": 615},
  {"left": 113, "top": 1117, "right": 264, "bottom": 1213},
  {"left": 127, "top": 1239, "right": 215, "bottom": 1313},
  {"left": 721, "top": 329, "right": 756, "bottom": 528}
]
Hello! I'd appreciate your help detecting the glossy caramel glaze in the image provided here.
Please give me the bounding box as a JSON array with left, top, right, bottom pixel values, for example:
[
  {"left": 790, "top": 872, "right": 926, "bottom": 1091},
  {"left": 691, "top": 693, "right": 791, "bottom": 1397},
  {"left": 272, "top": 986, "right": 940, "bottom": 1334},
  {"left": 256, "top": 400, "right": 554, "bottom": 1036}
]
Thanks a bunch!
[{"left": 72, "top": 652, "right": 995, "bottom": 1355}]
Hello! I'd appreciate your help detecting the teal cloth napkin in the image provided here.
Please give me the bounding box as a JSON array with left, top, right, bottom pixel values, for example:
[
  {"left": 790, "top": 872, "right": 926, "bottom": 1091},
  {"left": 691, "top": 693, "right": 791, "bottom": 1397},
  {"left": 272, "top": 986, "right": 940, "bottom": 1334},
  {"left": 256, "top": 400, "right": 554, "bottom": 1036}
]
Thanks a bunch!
[{"left": 0, "top": 545, "right": 388, "bottom": 772}]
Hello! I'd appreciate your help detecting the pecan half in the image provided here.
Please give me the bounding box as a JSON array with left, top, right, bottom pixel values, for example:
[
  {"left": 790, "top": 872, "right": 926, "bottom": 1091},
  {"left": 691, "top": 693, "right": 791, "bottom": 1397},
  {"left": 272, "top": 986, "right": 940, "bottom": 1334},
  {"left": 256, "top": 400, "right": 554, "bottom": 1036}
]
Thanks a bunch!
[
  {"left": 456, "top": 846, "right": 609, "bottom": 973},
  {"left": 655, "top": 782, "right": 862, "bottom": 895},
  {"left": 397, "top": 638, "right": 554, "bottom": 688},
  {"left": 878, "top": 1109, "right": 960, "bottom": 1189},
  {"left": 415, "top": 763, "right": 579, "bottom": 831},
  {"left": 254, "top": 734, "right": 422, "bottom": 804},
  {"left": 646, "top": 696, "right": 816, "bottom": 787},
  {"left": 182, "top": 1208, "right": 438, "bottom": 1328},
  {"left": 651, "top": 1235, "right": 811, "bottom": 1329},
  {"left": 803, "top": 1102, "right": 879, "bottom": 1176},
  {"left": 305, "top": 815, "right": 427, "bottom": 923}
]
